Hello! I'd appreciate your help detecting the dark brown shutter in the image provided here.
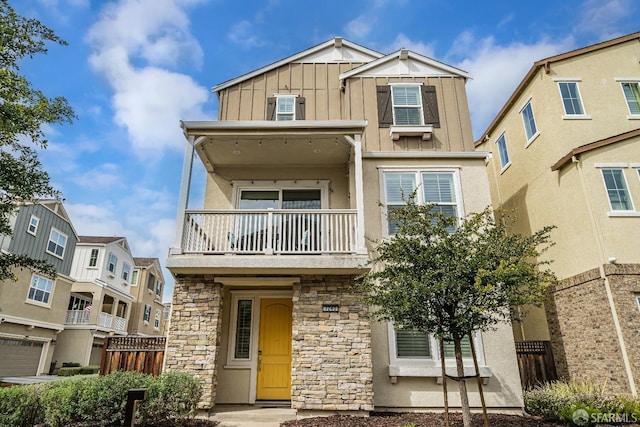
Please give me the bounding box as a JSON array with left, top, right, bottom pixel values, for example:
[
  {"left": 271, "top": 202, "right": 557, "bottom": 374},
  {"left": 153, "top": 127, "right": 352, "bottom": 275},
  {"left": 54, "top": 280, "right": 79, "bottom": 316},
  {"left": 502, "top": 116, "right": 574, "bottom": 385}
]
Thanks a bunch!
[
  {"left": 295, "top": 97, "right": 305, "bottom": 120},
  {"left": 377, "top": 85, "right": 393, "bottom": 128},
  {"left": 266, "top": 97, "right": 276, "bottom": 120},
  {"left": 422, "top": 85, "right": 440, "bottom": 128}
]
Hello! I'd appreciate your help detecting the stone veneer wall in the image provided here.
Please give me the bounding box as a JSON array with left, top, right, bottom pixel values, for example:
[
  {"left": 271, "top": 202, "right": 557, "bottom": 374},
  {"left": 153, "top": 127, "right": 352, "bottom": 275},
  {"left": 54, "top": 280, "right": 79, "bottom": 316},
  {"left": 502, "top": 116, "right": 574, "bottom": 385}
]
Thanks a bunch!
[
  {"left": 291, "top": 275, "right": 374, "bottom": 412},
  {"left": 164, "top": 276, "right": 223, "bottom": 409},
  {"left": 545, "top": 267, "right": 631, "bottom": 394},
  {"left": 605, "top": 264, "right": 640, "bottom": 393}
]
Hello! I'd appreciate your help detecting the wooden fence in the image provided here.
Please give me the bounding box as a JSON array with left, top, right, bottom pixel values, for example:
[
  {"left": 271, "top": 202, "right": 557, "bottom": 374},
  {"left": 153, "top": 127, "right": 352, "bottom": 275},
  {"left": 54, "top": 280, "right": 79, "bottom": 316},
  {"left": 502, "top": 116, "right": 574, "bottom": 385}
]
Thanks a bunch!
[
  {"left": 100, "top": 336, "right": 166, "bottom": 376},
  {"left": 515, "top": 340, "right": 558, "bottom": 389}
]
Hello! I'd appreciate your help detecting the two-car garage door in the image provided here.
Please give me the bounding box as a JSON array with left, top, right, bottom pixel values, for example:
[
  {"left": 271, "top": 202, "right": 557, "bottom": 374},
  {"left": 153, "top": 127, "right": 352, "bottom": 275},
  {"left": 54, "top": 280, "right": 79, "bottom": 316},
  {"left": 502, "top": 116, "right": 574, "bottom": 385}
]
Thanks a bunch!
[{"left": 0, "top": 338, "right": 43, "bottom": 376}]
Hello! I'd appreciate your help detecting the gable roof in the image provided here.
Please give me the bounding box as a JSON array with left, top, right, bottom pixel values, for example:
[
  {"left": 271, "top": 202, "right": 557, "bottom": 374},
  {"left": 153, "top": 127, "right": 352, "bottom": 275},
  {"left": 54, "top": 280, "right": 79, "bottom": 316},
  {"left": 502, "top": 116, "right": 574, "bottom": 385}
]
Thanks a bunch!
[
  {"left": 551, "top": 127, "right": 640, "bottom": 171},
  {"left": 212, "top": 37, "right": 383, "bottom": 94},
  {"left": 134, "top": 257, "right": 158, "bottom": 268},
  {"left": 476, "top": 31, "right": 640, "bottom": 145},
  {"left": 339, "top": 48, "right": 471, "bottom": 81},
  {"left": 77, "top": 236, "right": 129, "bottom": 253}
]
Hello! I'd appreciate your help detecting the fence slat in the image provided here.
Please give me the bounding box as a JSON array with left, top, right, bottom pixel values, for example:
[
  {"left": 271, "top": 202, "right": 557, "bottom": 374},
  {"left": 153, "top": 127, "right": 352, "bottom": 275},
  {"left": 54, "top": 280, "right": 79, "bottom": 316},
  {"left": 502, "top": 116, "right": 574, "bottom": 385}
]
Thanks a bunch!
[
  {"left": 515, "top": 340, "right": 557, "bottom": 389},
  {"left": 99, "top": 337, "right": 166, "bottom": 376}
]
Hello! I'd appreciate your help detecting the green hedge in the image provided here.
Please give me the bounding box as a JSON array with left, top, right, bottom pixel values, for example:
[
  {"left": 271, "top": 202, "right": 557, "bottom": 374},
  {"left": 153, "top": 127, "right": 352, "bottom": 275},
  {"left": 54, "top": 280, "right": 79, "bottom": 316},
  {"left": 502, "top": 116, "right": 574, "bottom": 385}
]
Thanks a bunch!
[
  {"left": 0, "top": 371, "right": 202, "bottom": 427},
  {"left": 57, "top": 367, "right": 83, "bottom": 377},
  {"left": 524, "top": 380, "right": 640, "bottom": 426}
]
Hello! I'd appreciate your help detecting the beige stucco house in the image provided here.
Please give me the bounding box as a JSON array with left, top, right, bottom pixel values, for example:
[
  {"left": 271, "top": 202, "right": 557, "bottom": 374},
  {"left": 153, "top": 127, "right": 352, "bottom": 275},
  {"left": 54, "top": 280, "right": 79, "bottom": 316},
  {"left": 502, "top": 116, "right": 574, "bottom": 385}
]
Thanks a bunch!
[
  {"left": 165, "top": 38, "right": 522, "bottom": 415},
  {"left": 475, "top": 32, "right": 640, "bottom": 395},
  {"left": 127, "top": 257, "right": 166, "bottom": 336},
  {"left": 52, "top": 236, "right": 135, "bottom": 366},
  {"left": 0, "top": 200, "right": 78, "bottom": 377}
]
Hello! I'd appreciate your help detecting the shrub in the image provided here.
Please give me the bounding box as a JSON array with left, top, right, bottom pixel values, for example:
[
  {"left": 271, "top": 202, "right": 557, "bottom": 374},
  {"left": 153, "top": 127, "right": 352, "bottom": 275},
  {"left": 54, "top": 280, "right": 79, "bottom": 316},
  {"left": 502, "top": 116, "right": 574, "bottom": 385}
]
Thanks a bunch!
[
  {"left": 40, "top": 379, "right": 88, "bottom": 427},
  {"left": 57, "top": 366, "right": 83, "bottom": 376},
  {"left": 525, "top": 380, "right": 640, "bottom": 426},
  {"left": 0, "top": 385, "right": 43, "bottom": 427},
  {"left": 80, "top": 365, "right": 100, "bottom": 375},
  {"left": 139, "top": 372, "right": 202, "bottom": 425},
  {"left": 62, "top": 362, "right": 81, "bottom": 367}
]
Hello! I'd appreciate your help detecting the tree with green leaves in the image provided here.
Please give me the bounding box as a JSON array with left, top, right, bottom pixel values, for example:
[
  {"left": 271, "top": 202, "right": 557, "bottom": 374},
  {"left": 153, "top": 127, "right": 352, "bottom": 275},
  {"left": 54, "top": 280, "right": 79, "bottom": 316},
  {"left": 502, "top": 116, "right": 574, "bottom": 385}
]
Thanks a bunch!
[
  {"left": 0, "top": 0, "right": 75, "bottom": 281},
  {"left": 359, "top": 197, "right": 556, "bottom": 427}
]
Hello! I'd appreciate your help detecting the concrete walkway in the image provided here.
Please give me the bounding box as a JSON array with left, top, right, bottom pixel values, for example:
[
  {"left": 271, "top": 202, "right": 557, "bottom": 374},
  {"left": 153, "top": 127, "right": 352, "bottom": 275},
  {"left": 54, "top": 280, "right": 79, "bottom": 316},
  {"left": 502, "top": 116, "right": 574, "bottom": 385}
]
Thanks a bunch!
[
  {"left": 205, "top": 405, "right": 297, "bottom": 427},
  {"left": 0, "top": 375, "right": 60, "bottom": 385}
]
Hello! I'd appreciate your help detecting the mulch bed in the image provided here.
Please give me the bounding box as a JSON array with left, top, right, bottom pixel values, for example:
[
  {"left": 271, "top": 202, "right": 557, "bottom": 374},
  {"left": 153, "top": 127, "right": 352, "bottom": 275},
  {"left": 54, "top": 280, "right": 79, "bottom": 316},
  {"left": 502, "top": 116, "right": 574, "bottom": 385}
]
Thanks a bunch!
[{"left": 282, "top": 412, "right": 564, "bottom": 426}]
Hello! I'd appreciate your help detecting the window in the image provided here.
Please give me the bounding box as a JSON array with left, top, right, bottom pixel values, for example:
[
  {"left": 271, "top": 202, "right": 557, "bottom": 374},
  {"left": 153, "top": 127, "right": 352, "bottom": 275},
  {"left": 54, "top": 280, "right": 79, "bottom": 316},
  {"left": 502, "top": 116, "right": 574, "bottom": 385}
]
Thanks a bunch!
[
  {"left": 147, "top": 273, "right": 156, "bottom": 292},
  {"left": 88, "top": 249, "right": 98, "bottom": 267},
  {"left": 396, "top": 329, "right": 431, "bottom": 358},
  {"left": 496, "top": 133, "right": 510, "bottom": 170},
  {"left": 234, "top": 299, "right": 253, "bottom": 359},
  {"left": 392, "top": 85, "right": 423, "bottom": 126},
  {"left": 131, "top": 270, "right": 138, "bottom": 286},
  {"left": 382, "top": 170, "right": 459, "bottom": 235},
  {"left": 122, "top": 263, "right": 130, "bottom": 281},
  {"left": 520, "top": 100, "right": 538, "bottom": 142},
  {"left": 443, "top": 336, "right": 473, "bottom": 358},
  {"left": 602, "top": 169, "right": 633, "bottom": 211},
  {"left": 68, "top": 295, "right": 91, "bottom": 311},
  {"left": 143, "top": 305, "right": 151, "bottom": 322},
  {"left": 276, "top": 95, "right": 295, "bottom": 121},
  {"left": 156, "top": 281, "right": 162, "bottom": 297},
  {"left": 266, "top": 95, "right": 305, "bottom": 120},
  {"left": 27, "top": 215, "right": 39, "bottom": 235},
  {"left": 107, "top": 252, "right": 118, "bottom": 274},
  {"left": 27, "top": 274, "right": 53, "bottom": 304},
  {"left": 621, "top": 82, "right": 640, "bottom": 116},
  {"left": 47, "top": 228, "right": 68, "bottom": 258},
  {"left": 154, "top": 310, "right": 161, "bottom": 329},
  {"left": 558, "top": 81, "right": 585, "bottom": 116}
]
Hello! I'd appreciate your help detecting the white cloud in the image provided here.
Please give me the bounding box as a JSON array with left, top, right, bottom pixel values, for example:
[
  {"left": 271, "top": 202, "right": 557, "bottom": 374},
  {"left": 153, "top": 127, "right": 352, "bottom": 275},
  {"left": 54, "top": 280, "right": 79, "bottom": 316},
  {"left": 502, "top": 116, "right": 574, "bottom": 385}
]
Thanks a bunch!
[
  {"left": 74, "top": 163, "right": 124, "bottom": 189},
  {"left": 86, "top": 0, "right": 210, "bottom": 158},
  {"left": 228, "top": 20, "right": 266, "bottom": 49},
  {"left": 577, "top": 0, "right": 631, "bottom": 40},
  {"left": 450, "top": 32, "right": 575, "bottom": 139},
  {"left": 383, "top": 34, "right": 436, "bottom": 57},
  {"left": 344, "top": 15, "right": 375, "bottom": 39}
]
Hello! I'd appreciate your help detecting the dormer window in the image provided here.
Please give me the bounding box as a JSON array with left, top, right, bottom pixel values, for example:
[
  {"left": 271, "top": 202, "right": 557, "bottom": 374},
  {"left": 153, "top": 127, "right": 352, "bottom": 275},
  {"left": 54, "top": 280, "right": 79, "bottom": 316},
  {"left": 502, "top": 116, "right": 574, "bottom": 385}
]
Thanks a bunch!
[{"left": 266, "top": 95, "right": 305, "bottom": 121}]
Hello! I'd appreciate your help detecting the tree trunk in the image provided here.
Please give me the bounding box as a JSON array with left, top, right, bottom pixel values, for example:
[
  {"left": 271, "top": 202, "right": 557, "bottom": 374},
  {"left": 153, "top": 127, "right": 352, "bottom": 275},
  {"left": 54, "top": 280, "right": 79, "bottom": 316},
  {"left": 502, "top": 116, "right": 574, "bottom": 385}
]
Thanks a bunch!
[
  {"left": 455, "top": 337, "right": 472, "bottom": 427},
  {"left": 439, "top": 337, "right": 450, "bottom": 427}
]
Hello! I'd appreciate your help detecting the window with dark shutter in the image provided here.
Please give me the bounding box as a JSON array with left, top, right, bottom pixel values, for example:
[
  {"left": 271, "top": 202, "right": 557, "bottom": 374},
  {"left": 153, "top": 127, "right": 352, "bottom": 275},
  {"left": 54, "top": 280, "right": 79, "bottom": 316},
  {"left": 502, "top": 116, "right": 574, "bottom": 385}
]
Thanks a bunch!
[
  {"left": 295, "top": 97, "right": 305, "bottom": 120},
  {"left": 266, "top": 96, "right": 305, "bottom": 121},
  {"left": 266, "top": 97, "right": 276, "bottom": 120},
  {"left": 377, "top": 86, "right": 393, "bottom": 128},
  {"left": 421, "top": 85, "right": 440, "bottom": 128}
]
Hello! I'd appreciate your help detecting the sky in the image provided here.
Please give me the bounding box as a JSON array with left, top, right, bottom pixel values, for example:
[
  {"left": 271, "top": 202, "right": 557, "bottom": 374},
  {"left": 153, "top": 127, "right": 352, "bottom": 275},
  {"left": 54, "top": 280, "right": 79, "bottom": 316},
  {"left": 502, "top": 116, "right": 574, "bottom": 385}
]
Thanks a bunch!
[{"left": 13, "top": 0, "right": 639, "bottom": 302}]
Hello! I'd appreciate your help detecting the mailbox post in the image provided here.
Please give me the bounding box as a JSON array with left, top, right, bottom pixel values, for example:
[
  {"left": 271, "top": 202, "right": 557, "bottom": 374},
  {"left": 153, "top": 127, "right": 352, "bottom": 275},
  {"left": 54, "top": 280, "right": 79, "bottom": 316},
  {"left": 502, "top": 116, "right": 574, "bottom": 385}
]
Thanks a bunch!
[{"left": 124, "top": 388, "right": 148, "bottom": 427}]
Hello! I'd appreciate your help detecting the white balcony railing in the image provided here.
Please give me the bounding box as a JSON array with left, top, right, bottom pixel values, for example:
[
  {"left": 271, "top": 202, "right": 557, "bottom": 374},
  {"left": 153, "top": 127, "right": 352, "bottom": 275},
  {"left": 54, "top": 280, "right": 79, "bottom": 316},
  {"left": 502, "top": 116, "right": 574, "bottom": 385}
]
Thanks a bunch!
[
  {"left": 182, "top": 209, "right": 357, "bottom": 254},
  {"left": 98, "top": 312, "right": 112, "bottom": 328},
  {"left": 65, "top": 310, "right": 90, "bottom": 325},
  {"left": 113, "top": 316, "right": 127, "bottom": 332}
]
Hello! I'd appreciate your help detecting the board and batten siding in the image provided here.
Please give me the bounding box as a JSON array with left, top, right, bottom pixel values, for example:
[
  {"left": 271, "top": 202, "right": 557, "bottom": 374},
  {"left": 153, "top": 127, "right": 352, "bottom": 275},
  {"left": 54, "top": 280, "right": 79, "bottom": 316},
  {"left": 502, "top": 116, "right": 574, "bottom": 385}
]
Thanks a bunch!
[
  {"left": 8, "top": 204, "right": 77, "bottom": 276},
  {"left": 217, "top": 63, "right": 475, "bottom": 154},
  {"left": 69, "top": 245, "right": 103, "bottom": 282}
]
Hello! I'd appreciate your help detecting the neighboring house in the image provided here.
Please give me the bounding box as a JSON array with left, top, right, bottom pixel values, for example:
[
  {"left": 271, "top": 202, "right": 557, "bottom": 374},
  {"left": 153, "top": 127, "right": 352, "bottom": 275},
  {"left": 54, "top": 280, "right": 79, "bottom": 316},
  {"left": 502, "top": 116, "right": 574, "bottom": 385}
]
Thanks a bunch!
[
  {"left": 53, "top": 236, "right": 135, "bottom": 366},
  {"left": 165, "top": 37, "right": 522, "bottom": 414},
  {"left": 128, "top": 257, "right": 166, "bottom": 336},
  {"left": 0, "top": 200, "right": 78, "bottom": 376},
  {"left": 475, "top": 32, "right": 640, "bottom": 395}
]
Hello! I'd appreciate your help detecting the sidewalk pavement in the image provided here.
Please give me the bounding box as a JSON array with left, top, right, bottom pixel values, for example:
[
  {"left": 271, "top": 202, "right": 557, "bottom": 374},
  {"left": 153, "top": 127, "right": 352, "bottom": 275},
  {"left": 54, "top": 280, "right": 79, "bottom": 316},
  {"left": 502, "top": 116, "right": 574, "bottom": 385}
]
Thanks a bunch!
[{"left": 205, "top": 406, "right": 297, "bottom": 427}]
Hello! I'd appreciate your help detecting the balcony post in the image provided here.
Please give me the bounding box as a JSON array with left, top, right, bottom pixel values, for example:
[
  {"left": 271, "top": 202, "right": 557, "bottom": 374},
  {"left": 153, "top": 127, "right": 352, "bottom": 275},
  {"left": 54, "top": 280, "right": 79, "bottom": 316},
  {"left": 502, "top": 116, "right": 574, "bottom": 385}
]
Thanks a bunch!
[
  {"left": 352, "top": 134, "right": 367, "bottom": 254},
  {"left": 265, "top": 210, "right": 274, "bottom": 255},
  {"left": 170, "top": 135, "right": 196, "bottom": 255}
]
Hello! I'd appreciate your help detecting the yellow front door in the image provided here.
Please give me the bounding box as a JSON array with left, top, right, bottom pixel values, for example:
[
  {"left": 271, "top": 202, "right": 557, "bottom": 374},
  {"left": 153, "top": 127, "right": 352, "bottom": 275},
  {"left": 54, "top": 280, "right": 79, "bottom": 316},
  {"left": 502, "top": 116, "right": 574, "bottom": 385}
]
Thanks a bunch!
[{"left": 256, "top": 298, "right": 292, "bottom": 400}]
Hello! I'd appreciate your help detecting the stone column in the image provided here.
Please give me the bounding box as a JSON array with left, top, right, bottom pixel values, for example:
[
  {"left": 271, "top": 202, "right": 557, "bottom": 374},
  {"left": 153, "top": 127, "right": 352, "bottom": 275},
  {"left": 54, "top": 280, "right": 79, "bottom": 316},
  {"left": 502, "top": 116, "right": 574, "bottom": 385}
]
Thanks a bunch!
[
  {"left": 164, "top": 276, "right": 223, "bottom": 410},
  {"left": 291, "top": 275, "right": 374, "bottom": 413}
]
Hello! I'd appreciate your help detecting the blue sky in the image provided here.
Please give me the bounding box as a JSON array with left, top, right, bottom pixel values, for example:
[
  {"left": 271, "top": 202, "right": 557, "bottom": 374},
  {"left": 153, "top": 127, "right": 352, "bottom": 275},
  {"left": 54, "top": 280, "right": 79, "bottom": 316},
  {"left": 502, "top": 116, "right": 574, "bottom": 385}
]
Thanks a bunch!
[{"left": 14, "top": 0, "right": 638, "bottom": 301}]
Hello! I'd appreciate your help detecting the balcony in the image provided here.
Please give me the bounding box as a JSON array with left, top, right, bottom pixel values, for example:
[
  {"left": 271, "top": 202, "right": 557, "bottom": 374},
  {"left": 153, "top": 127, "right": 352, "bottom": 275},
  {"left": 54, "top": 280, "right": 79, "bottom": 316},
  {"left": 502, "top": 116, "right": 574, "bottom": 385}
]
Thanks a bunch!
[
  {"left": 182, "top": 209, "right": 357, "bottom": 254},
  {"left": 65, "top": 310, "right": 90, "bottom": 325},
  {"left": 98, "top": 312, "right": 127, "bottom": 332}
]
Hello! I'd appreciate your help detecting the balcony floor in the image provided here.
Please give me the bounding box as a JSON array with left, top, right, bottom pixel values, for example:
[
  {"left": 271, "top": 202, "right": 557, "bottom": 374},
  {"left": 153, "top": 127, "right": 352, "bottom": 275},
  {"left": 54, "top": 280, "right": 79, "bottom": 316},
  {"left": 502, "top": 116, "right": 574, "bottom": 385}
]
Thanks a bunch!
[{"left": 166, "top": 253, "right": 370, "bottom": 275}]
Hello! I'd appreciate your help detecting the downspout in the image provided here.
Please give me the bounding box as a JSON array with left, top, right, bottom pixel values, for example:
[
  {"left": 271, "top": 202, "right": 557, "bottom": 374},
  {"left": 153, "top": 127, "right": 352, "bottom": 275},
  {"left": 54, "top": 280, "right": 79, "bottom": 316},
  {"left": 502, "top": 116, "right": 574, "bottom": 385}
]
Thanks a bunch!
[{"left": 575, "top": 158, "right": 637, "bottom": 396}]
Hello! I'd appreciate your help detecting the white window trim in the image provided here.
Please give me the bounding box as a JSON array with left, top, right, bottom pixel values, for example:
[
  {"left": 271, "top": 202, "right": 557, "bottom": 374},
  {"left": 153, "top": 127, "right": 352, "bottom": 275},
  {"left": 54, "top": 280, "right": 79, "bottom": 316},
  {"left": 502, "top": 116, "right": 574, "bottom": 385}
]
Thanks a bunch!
[
  {"left": 130, "top": 270, "right": 139, "bottom": 286},
  {"left": 107, "top": 252, "right": 118, "bottom": 276},
  {"left": 554, "top": 79, "right": 590, "bottom": 119},
  {"left": 389, "top": 82, "right": 425, "bottom": 127},
  {"left": 274, "top": 94, "right": 297, "bottom": 121},
  {"left": 25, "top": 274, "right": 55, "bottom": 308},
  {"left": 46, "top": 227, "right": 68, "bottom": 260},
  {"left": 226, "top": 292, "right": 256, "bottom": 368},
  {"left": 232, "top": 180, "right": 330, "bottom": 209},
  {"left": 154, "top": 310, "right": 161, "bottom": 330},
  {"left": 143, "top": 304, "right": 151, "bottom": 324},
  {"left": 615, "top": 79, "right": 640, "bottom": 119},
  {"left": 495, "top": 132, "right": 511, "bottom": 173},
  {"left": 636, "top": 295, "right": 640, "bottom": 311},
  {"left": 519, "top": 97, "right": 540, "bottom": 146},
  {"left": 600, "top": 168, "right": 636, "bottom": 214},
  {"left": 27, "top": 215, "right": 40, "bottom": 236},
  {"left": 387, "top": 323, "right": 489, "bottom": 380},
  {"left": 378, "top": 167, "right": 465, "bottom": 238}
]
